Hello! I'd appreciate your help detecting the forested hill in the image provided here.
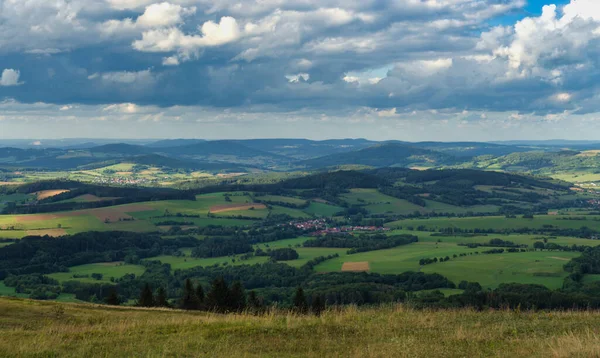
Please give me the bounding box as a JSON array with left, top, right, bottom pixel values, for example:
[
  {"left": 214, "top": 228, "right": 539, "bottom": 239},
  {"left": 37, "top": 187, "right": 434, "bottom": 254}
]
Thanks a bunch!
[
  {"left": 299, "top": 143, "right": 459, "bottom": 169},
  {"left": 466, "top": 150, "right": 600, "bottom": 174}
]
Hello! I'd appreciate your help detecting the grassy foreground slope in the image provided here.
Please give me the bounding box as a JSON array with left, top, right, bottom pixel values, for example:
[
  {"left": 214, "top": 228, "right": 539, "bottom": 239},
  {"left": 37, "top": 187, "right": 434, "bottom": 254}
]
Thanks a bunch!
[{"left": 1, "top": 298, "right": 600, "bottom": 357}]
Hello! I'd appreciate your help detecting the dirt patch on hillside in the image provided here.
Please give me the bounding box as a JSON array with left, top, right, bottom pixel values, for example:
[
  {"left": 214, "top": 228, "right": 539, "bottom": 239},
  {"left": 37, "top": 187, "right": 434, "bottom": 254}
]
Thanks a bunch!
[
  {"left": 15, "top": 204, "right": 153, "bottom": 224},
  {"left": 26, "top": 228, "right": 67, "bottom": 237},
  {"left": 0, "top": 182, "right": 19, "bottom": 186},
  {"left": 66, "top": 208, "right": 132, "bottom": 222},
  {"left": 75, "top": 194, "right": 120, "bottom": 202},
  {"left": 342, "top": 262, "right": 370, "bottom": 272},
  {"left": 548, "top": 256, "right": 571, "bottom": 261},
  {"left": 120, "top": 204, "right": 154, "bottom": 213},
  {"left": 36, "top": 190, "right": 70, "bottom": 200},
  {"left": 16, "top": 214, "right": 60, "bottom": 222},
  {"left": 210, "top": 203, "right": 267, "bottom": 213},
  {"left": 96, "top": 262, "right": 125, "bottom": 267}
]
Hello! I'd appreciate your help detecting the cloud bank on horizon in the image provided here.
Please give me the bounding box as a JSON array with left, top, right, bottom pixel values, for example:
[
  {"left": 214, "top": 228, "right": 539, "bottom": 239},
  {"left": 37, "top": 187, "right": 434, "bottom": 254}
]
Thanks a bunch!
[{"left": 0, "top": 0, "right": 599, "bottom": 140}]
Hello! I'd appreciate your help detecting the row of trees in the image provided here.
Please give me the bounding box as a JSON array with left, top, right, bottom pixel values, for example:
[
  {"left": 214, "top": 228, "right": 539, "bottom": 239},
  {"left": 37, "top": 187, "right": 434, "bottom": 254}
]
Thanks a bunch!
[{"left": 130, "top": 278, "right": 326, "bottom": 315}]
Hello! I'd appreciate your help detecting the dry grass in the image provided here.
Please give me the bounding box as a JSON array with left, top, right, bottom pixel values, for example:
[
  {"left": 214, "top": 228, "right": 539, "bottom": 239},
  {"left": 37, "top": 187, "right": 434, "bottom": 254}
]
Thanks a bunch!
[
  {"left": 210, "top": 203, "right": 267, "bottom": 213},
  {"left": 341, "top": 262, "right": 370, "bottom": 272},
  {"left": 0, "top": 182, "right": 19, "bottom": 186},
  {"left": 2, "top": 298, "right": 600, "bottom": 357},
  {"left": 35, "top": 190, "right": 70, "bottom": 200},
  {"left": 25, "top": 228, "right": 67, "bottom": 237}
]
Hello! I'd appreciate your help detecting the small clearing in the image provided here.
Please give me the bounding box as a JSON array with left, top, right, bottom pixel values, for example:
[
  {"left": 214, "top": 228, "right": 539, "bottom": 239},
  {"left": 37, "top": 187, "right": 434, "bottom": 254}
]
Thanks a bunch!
[
  {"left": 73, "top": 194, "right": 119, "bottom": 203},
  {"left": 548, "top": 256, "right": 571, "bottom": 261},
  {"left": 36, "top": 190, "right": 70, "bottom": 200},
  {"left": 342, "top": 262, "right": 370, "bottom": 272},
  {"left": 210, "top": 203, "right": 267, "bottom": 213},
  {"left": 16, "top": 214, "right": 60, "bottom": 222},
  {"left": 26, "top": 228, "right": 67, "bottom": 237}
]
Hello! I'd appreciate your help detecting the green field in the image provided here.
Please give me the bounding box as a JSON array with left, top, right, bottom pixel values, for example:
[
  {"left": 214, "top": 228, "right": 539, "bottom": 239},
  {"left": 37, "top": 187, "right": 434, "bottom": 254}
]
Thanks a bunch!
[
  {"left": 311, "top": 240, "right": 582, "bottom": 289},
  {"left": 386, "top": 215, "right": 600, "bottom": 231},
  {"left": 149, "top": 251, "right": 269, "bottom": 271},
  {"left": 0, "top": 282, "right": 28, "bottom": 298},
  {"left": 258, "top": 195, "right": 307, "bottom": 205},
  {"left": 340, "top": 189, "right": 500, "bottom": 215},
  {"left": 47, "top": 263, "right": 146, "bottom": 284},
  {"left": 341, "top": 189, "right": 425, "bottom": 215},
  {"left": 314, "top": 242, "right": 479, "bottom": 274},
  {"left": 303, "top": 202, "right": 343, "bottom": 216},
  {"left": 421, "top": 251, "right": 579, "bottom": 289}
]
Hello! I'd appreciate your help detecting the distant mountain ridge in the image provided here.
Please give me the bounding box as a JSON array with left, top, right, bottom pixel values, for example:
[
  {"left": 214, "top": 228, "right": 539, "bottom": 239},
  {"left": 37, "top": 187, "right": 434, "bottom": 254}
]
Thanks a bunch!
[{"left": 299, "top": 143, "right": 459, "bottom": 168}]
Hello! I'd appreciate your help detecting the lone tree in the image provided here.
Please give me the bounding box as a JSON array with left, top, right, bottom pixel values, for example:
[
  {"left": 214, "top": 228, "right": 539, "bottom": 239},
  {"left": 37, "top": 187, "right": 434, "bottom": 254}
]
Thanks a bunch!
[
  {"left": 180, "top": 279, "right": 199, "bottom": 310},
  {"left": 247, "top": 290, "right": 263, "bottom": 313},
  {"left": 195, "top": 284, "right": 205, "bottom": 307},
  {"left": 311, "top": 295, "right": 325, "bottom": 316},
  {"left": 105, "top": 288, "right": 120, "bottom": 306},
  {"left": 229, "top": 281, "right": 246, "bottom": 312},
  {"left": 206, "top": 277, "right": 231, "bottom": 313},
  {"left": 293, "top": 287, "right": 307, "bottom": 314},
  {"left": 155, "top": 287, "right": 169, "bottom": 308},
  {"left": 138, "top": 283, "right": 154, "bottom": 307}
]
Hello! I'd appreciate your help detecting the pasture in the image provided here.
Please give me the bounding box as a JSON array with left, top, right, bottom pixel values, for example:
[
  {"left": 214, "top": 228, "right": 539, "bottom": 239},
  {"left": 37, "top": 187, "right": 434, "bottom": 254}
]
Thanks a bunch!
[
  {"left": 421, "top": 251, "right": 579, "bottom": 289},
  {"left": 3, "top": 298, "right": 600, "bottom": 357},
  {"left": 386, "top": 215, "right": 600, "bottom": 231},
  {"left": 314, "top": 242, "right": 479, "bottom": 274},
  {"left": 47, "top": 263, "right": 146, "bottom": 284},
  {"left": 149, "top": 253, "right": 269, "bottom": 271}
]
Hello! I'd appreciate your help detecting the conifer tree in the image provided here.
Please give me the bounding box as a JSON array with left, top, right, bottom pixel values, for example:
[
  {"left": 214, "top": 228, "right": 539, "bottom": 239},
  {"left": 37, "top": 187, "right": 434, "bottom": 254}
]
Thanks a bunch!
[
  {"left": 311, "top": 295, "right": 325, "bottom": 316},
  {"left": 105, "top": 288, "right": 120, "bottom": 306},
  {"left": 180, "top": 278, "right": 198, "bottom": 310},
  {"left": 155, "top": 287, "right": 169, "bottom": 308},
  {"left": 138, "top": 283, "right": 154, "bottom": 307},
  {"left": 293, "top": 287, "right": 307, "bottom": 314},
  {"left": 206, "top": 277, "right": 230, "bottom": 313},
  {"left": 229, "top": 281, "right": 246, "bottom": 312},
  {"left": 247, "top": 290, "right": 262, "bottom": 313},
  {"left": 196, "top": 284, "right": 205, "bottom": 305}
]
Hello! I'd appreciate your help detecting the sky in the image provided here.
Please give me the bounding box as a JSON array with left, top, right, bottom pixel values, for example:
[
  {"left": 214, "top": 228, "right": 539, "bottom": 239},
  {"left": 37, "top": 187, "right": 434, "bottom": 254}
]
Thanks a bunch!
[{"left": 1, "top": 0, "right": 600, "bottom": 141}]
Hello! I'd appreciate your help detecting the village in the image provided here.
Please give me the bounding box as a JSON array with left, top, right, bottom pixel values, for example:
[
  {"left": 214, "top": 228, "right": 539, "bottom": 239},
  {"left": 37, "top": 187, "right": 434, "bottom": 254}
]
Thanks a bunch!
[{"left": 288, "top": 218, "right": 390, "bottom": 236}]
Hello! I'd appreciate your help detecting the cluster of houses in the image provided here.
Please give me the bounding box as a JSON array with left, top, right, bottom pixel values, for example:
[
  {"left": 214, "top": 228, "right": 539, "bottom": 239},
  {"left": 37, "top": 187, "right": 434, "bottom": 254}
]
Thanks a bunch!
[
  {"left": 311, "top": 226, "right": 391, "bottom": 236},
  {"left": 289, "top": 219, "right": 328, "bottom": 231},
  {"left": 288, "top": 219, "right": 390, "bottom": 236},
  {"left": 92, "top": 176, "right": 156, "bottom": 186},
  {"left": 588, "top": 199, "right": 600, "bottom": 206}
]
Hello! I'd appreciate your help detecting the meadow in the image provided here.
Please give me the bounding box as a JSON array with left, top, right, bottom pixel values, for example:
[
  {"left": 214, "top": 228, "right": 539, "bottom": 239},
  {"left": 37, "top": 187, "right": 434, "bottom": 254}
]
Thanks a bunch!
[
  {"left": 386, "top": 215, "right": 600, "bottom": 231},
  {"left": 1, "top": 297, "right": 600, "bottom": 357},
  {"left": 420, "top": 251, "right": 579, "bottom": 289},
  {"left": 47, "top": 263, "right": 146, "bottom": 284}
]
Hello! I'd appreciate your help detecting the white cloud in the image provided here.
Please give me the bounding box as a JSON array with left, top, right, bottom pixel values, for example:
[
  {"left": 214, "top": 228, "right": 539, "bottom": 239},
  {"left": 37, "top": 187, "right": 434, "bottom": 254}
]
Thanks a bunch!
[
  {"left": 133, "top": 16, "right": 240, "bottom": 52},
  {"left": 553, "top": 93, "right": 572, "bottom": 102},
  {"left": 286, "top": 73, "right": 310, "bottom": 83},
  {"left": 0, "top": 69, "right": 23, "bottom": 87},
  {"left": 377, "top": 108, "right": 398, "bottom": 117},
  {"left": 101, "top": 2, "right": 196, "bottom": 36},
  {"left": 103, "top": 103, "right": 139, "bottom": 113},
  {"left": 162, "top": 56, "right": 181, "bottom": 66},
  {"left": 132, "top": 16, "right": 241, "bottom": 64},
  {"left": 90, "top": 69, "right": 155, "bottom": 84},
  {"left": 484, "top": 1, "right": 600, "bottom": 76}
]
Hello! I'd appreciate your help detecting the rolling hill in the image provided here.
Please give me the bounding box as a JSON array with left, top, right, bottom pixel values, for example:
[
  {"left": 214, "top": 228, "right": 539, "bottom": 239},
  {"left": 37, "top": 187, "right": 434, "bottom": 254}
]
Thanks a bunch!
[{"left": 300, "top": 143, "right": 458, "bottom": 168}]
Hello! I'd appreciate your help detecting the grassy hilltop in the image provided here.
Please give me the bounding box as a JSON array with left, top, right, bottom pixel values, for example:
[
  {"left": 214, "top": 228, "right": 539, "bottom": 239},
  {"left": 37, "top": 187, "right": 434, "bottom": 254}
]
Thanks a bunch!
[{"left": 1, "top": 297, "right": 600, "bottom": 357}]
